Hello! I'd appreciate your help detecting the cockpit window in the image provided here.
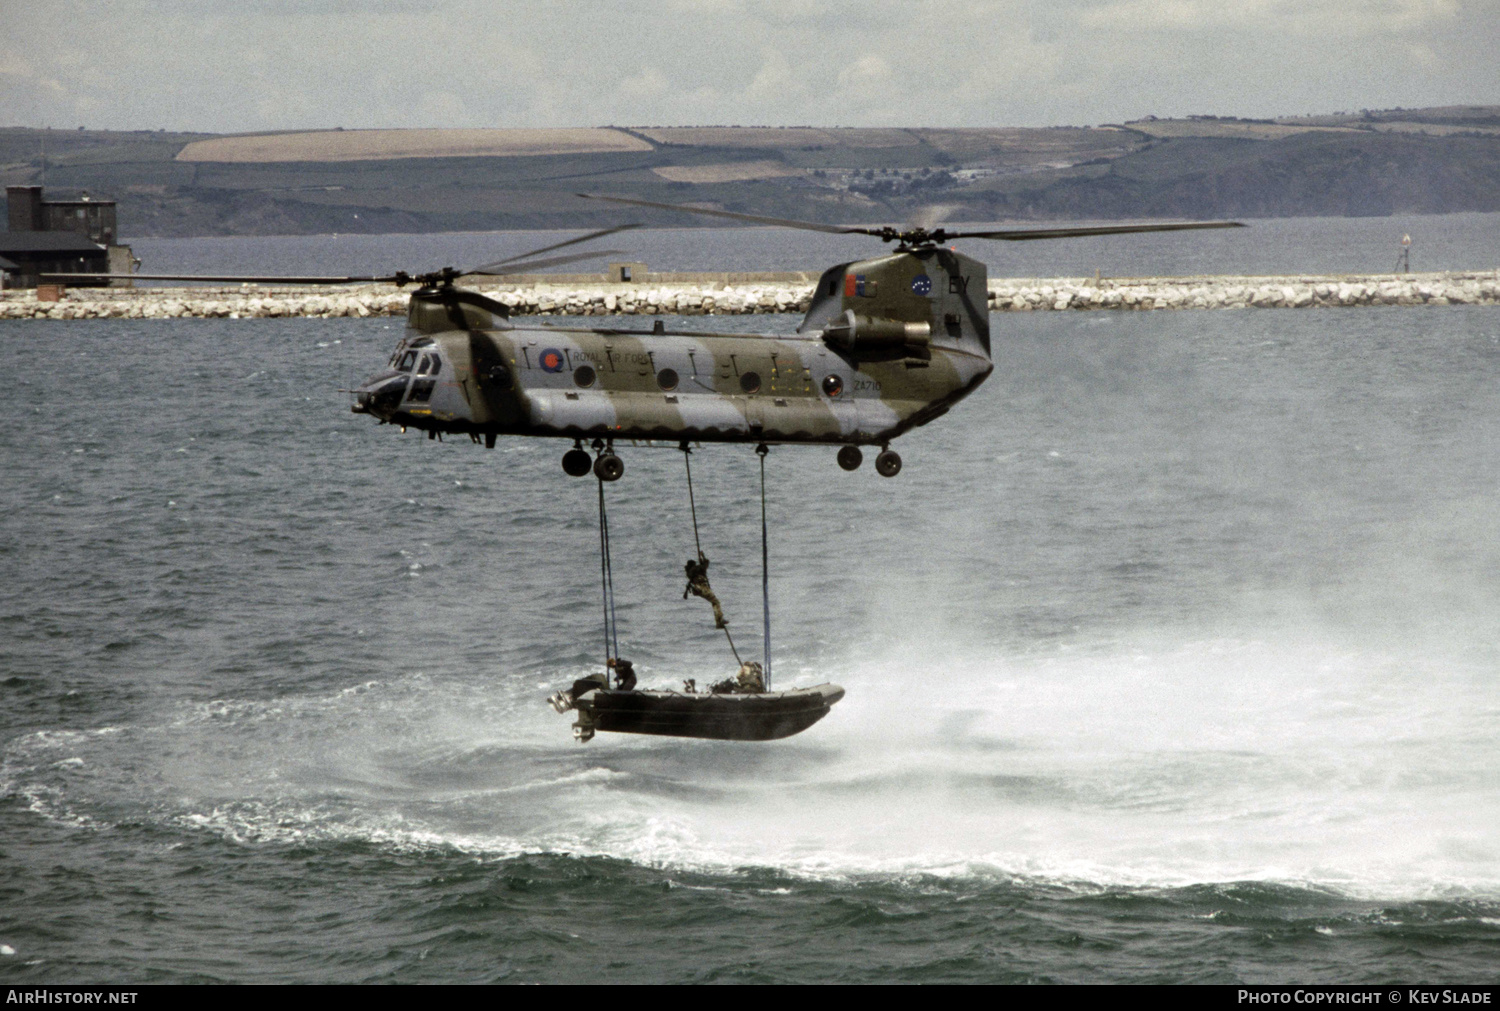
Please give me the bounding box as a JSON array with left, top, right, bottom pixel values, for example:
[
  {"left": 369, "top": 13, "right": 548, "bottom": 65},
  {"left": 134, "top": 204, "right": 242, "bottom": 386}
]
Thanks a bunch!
[
  {"left": 398, "top": 351, "right": 418, "bottom": 372},
  {"left": 428, "top": 357, "right": 441, "bottom": 376},
  {"left": 417, "top": 354, "right": 432, "bottom": 376}
]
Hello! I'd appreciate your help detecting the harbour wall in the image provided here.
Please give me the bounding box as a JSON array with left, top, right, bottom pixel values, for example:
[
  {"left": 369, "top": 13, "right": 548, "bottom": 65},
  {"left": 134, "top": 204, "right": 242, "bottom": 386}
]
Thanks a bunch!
[{"left": 2, "top": 270, "right": 1496, "bottom": 320}]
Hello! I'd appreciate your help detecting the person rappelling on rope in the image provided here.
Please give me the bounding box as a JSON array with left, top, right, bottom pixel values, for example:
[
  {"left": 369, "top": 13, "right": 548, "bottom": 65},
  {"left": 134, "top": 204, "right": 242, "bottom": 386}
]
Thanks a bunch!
[{"left": 682, "top": 551, "right": 727, "bottom": 629}]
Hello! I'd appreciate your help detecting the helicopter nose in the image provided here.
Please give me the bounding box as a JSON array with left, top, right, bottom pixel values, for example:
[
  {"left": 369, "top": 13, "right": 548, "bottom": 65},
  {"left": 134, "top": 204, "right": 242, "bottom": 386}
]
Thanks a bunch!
[{"left": 352, "top": 373, "right": 409, "bottom": 419}]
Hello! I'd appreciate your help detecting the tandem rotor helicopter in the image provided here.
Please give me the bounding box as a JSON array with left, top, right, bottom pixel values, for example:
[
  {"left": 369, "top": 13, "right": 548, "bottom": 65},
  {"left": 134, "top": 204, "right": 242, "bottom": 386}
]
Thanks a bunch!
[
  {"left": 53, "top": 195, "right": 1241, "bottom": 743},
  {"left": 55, "top": 194, "right": 1242, "bottom": 481}
]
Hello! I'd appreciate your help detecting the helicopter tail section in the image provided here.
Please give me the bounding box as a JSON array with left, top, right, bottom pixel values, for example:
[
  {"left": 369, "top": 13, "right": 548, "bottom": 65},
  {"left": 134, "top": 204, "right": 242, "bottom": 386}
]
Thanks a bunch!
[{"left": 798, "top": 249, "right": 990, "bottom": 361}]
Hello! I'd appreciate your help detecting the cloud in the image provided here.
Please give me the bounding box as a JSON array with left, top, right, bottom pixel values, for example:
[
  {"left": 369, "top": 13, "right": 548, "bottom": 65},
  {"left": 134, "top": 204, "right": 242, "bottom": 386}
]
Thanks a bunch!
[
  {"left": 1077, "top": 0, "right": 1461, "bottom": 32},
  {"left": 835, "top": 55, "right": 892, "bottom": 92},
  {"left": 0, "top": 0, "right": 1494, "bottom": 131},
  {"left": 619, "top": 67, "right": 672, "bottom": 102}
]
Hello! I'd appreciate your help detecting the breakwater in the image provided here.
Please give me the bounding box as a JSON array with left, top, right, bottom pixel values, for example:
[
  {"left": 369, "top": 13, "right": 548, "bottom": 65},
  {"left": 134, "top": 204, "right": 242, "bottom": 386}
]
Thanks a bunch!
[{"left": 2, "top": 270, "right": 1496, "bottom": 320}]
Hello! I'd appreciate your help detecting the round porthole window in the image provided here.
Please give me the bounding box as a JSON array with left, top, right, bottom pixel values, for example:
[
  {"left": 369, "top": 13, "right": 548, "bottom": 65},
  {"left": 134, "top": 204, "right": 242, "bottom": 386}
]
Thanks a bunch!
[
  {"left": 487, "top": 363, "right": 513, "bottom": 389},
  {"left": 573, "top": 365, "right": 596, "bottom": 388},
  {"left": 822, "top": 374, "right": 844, "bottom": 397},
  {"left": 739, "top": 371, "right": 761, "bottom": 394},
  {"left": 657, "top": 368, "right": 679, "bottom": 391}
]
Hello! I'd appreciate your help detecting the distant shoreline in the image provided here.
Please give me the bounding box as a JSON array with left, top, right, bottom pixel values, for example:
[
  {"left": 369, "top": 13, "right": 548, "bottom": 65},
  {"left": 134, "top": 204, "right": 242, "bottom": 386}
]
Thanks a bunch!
[{"left": 5, "top": 107, "right": 1496, "bottom": 238}]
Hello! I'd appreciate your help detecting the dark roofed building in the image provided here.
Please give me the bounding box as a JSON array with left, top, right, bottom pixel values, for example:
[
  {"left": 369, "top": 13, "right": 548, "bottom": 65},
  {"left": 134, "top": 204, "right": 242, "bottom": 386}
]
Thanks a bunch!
[
  {"left": 0, "top": 231, "right": 109, "bottom": 288},
  {"left": 3, "top": 185, "right": 133, "bottom": 289},
  {"left": 8, "top": 185, "right": 119, "bottom": 244}
]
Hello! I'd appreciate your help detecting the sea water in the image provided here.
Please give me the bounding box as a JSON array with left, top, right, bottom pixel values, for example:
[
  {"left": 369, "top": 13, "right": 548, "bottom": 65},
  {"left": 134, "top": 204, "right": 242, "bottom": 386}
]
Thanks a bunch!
[{"left": 1, "top": 223, "right": 1499, "bottom": 983}]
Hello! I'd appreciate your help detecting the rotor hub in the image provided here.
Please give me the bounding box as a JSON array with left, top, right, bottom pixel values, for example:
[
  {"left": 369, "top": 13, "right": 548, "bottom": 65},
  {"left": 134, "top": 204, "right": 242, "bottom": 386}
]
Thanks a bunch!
[{"left": 881, "top": 226, "right": 949, "bottom": 249}]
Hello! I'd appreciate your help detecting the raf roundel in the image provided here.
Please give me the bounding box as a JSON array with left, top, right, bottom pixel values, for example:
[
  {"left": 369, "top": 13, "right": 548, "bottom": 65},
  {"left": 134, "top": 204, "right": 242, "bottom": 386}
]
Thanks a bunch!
[
  {"left": 539, "top": 348, "right": 566, "bottom": 373},
  {"left": 910, "top": 274, "right": 933, "bottom": 296}
]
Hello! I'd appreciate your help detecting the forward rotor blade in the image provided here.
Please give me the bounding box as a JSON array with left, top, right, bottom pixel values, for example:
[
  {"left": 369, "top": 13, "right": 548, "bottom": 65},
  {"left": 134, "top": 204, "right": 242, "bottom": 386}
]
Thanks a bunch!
[
  {"left": 947, "top": 221, "right": 1245, "bottom": 242},
  {"left": 465, "top": 248, "right": 630, "bottom": 276},
  {"left": 577, "top": 192, "right": 879, "bottom": 236},
  {"left": 467, "top": 223, "right": 642, "bottom": 273},
  {"left": 40, "top": 273, "right": 405, "bottom": 285}
]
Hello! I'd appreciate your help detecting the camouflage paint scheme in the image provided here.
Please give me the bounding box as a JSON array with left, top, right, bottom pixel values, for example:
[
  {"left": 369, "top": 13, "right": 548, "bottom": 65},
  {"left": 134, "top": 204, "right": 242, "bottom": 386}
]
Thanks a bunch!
[{"left": 353, "top": 247, "right": 993, "bottom": 450}]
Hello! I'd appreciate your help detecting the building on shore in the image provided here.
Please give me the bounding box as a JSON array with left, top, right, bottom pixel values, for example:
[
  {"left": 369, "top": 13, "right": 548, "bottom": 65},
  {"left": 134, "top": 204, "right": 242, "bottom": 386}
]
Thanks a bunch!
[{"left": 2, "top": 185, "right": 135, "bottom": 289}]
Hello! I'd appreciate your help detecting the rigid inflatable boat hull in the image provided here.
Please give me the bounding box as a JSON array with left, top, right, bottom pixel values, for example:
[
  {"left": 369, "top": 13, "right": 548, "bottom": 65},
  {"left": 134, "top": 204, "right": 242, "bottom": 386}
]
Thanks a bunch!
[{"left": 575, "top": 684, "right": 845, "bottom": 741}]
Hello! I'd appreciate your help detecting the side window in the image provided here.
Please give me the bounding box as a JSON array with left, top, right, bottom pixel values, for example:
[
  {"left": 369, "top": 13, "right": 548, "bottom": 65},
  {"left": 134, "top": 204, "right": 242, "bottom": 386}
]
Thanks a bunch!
[
  {"left": 398, "top": 351, "right": 418, "bottom": 372},
  {"left": 417, "top": 354, "right": 432, "bottom": 376},
  {"left": 429, "top": 357, "right": 441, "bottom": 376}
]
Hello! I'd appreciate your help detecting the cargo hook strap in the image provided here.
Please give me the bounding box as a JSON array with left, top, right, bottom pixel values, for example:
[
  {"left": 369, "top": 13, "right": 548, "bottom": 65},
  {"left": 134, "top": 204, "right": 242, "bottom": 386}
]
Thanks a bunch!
[
  {"left": 596, "top": 471, "right": 620, "bottom": 665},
  {"left": 757, "top": 442, "right": 771, "bottom": 691},
  {"left": 681, "top": 443, "right": 742, "bottom": 666}
]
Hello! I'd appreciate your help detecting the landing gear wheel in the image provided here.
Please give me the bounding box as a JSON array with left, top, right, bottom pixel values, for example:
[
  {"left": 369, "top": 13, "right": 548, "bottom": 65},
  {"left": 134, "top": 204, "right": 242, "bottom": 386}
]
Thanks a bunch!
[
  {"left": 837, "top": 445, "right": 864, "bottom": 471},
  {"left": 875, "top": 449, "right": 902, "bottom": 478},
  {"left": 562, "top": 448, "right": 592, "bottom": 477},
  {"left": 594, "top": 453, "right": 625, "bottom": 482}
]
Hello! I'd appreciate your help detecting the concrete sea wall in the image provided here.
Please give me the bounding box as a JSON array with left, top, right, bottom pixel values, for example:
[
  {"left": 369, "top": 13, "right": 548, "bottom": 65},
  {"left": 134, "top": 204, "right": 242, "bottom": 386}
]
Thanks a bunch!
[{"left": 2, "top": 270, "right": 1496, "bottom": 320}]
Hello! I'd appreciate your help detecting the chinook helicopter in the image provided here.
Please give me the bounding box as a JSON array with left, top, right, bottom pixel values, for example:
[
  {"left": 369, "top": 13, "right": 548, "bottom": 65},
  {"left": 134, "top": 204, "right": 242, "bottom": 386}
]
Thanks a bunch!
[
  {"left": 353, "top": 195, "right": 1240, "bottom": 481},
  {"left": 53, "top": 198, "right": 1241, "bottom": 480},
  {"left": 351, "top": 196, "right": 1242, "bottom": 480},
  {"left": 49, "top": 199, "right": 1242, "bottom": 742}
]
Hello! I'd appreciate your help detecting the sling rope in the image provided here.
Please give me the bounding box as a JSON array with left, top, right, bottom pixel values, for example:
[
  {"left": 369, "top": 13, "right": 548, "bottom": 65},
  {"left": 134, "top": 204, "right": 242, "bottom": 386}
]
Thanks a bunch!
[
  {"left": 757, "top": 443, "right": 771, "bottom": 690},
  {"left": 681, "top": 442, "right": 703, "bottom": 558},
  {"left": 681, "top": 443, "right": 742, "bottom": 666},
  {"left": 596, "top": 474, "right": 620, "bottom": 664}
]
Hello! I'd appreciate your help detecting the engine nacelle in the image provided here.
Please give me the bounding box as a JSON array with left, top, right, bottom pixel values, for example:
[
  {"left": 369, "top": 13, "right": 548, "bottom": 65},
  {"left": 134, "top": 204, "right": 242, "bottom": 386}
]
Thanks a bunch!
[{"left": 821, "top": 310, "right": 932, "bottom": 353}]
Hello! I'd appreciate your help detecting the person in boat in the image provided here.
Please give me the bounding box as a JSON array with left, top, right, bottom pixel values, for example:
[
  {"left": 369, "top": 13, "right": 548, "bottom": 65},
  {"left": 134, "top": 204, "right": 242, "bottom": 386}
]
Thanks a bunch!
[
  {"left": 736, "top": 661, "right": 764, "bottom": 693},
  {"left": 709, "top": 661, "right": 764, "bottom": 694},
  {"left": 682, "top": 551, "right": 727, "bottom": 629},
  {"left": 608, "top": 657, "right": 637, "bottom": 692}
]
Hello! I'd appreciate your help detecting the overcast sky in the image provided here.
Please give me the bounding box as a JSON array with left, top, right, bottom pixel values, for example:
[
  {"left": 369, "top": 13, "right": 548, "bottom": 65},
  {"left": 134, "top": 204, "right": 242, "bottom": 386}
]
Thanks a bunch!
[{"left": 3, "top": 0, "right": 1497, "bottom": 133}]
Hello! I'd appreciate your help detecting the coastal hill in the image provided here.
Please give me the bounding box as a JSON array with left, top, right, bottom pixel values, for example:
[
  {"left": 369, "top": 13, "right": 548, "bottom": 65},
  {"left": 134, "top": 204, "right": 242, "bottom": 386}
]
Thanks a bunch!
[{"left": 2, "top": 107, "right": 1496, "bottom": 237}]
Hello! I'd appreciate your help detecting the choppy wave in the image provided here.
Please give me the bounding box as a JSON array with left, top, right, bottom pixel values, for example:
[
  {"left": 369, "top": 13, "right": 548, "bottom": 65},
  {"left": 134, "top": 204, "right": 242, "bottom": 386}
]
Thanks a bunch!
[
  {"left": 5, "top": 293, "right": 1500, "bottom": 981},
  {"left": 5, "top": 632, "right": 1496, "bottom": 902}
]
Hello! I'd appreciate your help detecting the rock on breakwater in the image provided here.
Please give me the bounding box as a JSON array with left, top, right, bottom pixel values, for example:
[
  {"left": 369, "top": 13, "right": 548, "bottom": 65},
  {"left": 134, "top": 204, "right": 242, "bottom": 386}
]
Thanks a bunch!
[
  {"left": 1, "top": 271, "right": 1496, "bottom": 320},
  {"left": 988, "top": 271, "right": 1500, "bottom": 311}
]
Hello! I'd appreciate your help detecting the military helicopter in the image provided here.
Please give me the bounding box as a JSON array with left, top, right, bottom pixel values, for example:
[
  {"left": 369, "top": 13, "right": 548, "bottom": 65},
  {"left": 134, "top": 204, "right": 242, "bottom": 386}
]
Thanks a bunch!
[
  {"left": 51, "top": 199, "right": 1243, "bottom": 742},
  {"left": 351, "top": 194, "right": 1242, "bottom": 480},
  {"left": 54, "top": 198, "right": 1242, "bottom": 480}
]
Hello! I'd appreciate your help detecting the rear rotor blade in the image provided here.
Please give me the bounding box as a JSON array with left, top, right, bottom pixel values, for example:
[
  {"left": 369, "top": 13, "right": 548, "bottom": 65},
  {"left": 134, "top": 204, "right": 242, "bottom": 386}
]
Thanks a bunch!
[
  {"left": 465, "top": 248, "right": 631, "bottom": 276},
  {"left": 577, "top": 192, "right": 881, "bottom": 236},
  {"left": 40, "top": 272, "right": 407, "bottom": 285},
  {"left": 466, "top": 223, "right": 642, "bottom": 274},
  {"left": 946, "top": 221, "right": 1245, "bottom": 242}
]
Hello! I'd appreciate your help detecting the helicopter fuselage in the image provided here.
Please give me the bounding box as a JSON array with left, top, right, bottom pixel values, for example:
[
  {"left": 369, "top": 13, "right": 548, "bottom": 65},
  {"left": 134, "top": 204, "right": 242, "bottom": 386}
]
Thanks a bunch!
[
  {"left": 356, "top": 322, "right": 991, "bottom": 446},
  {"left": 352, "top": 247, "right": 995, "bottom": 453}
]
